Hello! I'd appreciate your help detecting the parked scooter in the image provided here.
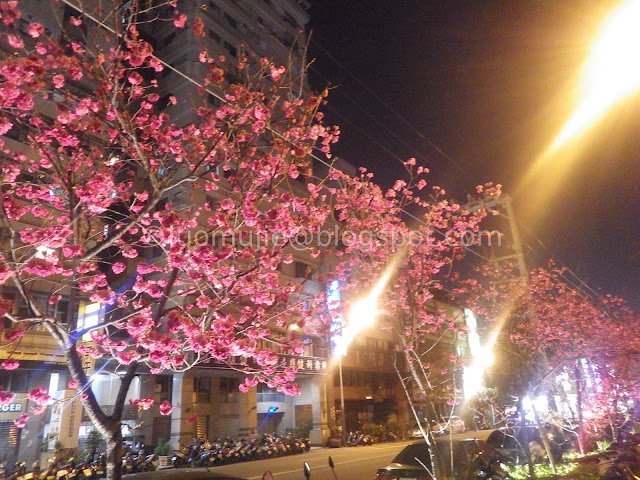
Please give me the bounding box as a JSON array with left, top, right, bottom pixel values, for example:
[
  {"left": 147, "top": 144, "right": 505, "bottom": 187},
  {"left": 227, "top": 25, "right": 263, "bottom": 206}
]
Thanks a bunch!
[{"left": 467, "top": 441, "right": 512, "bottom": 480}]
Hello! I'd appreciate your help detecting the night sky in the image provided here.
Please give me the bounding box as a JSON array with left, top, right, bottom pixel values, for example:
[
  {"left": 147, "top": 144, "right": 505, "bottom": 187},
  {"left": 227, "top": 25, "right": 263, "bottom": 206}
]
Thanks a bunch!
[{"left": 308, "top": 0, "right": 640, "bottom": 307}]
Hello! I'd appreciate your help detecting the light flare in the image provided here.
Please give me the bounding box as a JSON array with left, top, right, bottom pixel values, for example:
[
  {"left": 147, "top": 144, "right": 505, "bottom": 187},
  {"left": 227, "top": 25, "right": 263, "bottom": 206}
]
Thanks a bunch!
[
  {"left": 334, "top": 251, "right": 405, "bottom": 357},
  {"left": 550, "top": 0, "right": 640, "bottom": 151},
  {"left": 517, "top": 0, "right": 640, "bottom": 230},
  {"left": 463, "top": 301, "right": 515, "bottom": 399}
]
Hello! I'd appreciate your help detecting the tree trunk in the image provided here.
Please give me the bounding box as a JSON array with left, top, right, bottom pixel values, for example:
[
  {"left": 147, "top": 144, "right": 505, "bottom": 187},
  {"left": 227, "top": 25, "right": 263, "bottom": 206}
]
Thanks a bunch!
[
  {"left": 397, "top": 344, "right": 441, "bottom": 480},
  {"left": 531, "top": 402, "right": 557, "bottom": 475},
  {"left": 105, "top": 426, "right": 124, "bottom": 480},
  {"left": 517, "top": 396, "right": 534, "bottom": 477},
  {"left": 575, "top": 363, "right": 585, "bottom": 455}
]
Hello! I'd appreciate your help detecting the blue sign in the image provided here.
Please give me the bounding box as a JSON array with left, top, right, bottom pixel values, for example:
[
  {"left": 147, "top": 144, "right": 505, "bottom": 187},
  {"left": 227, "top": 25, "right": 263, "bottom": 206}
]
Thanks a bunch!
[{"left": 327, "top": 280, "right": 342, "bottom": 349}]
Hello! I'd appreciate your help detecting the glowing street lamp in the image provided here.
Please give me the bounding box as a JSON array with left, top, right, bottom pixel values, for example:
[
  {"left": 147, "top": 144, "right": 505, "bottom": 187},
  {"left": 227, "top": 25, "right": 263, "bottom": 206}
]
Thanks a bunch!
[
  {"left": 551, "top": 0, "right": 640, "bottom": 151},
  {"left": 518, "top": 0, "right": 640, "bottom": 224},
  {"left": 334, "top": 285, "right": 384, "bottom": 445},
  {"left": 334, "top": 265, "right": 394, "bottom": 357},
  {"left": 333, "top": 256, "right": 399, "bottom": 445}
]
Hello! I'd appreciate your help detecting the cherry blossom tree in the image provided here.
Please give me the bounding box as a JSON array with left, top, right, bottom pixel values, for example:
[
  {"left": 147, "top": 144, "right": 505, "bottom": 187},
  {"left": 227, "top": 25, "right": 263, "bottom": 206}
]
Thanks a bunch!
[
  {"left": 465, "top": 261, "right": 640, "bottom": 458},
  {"left": 0, "top": 1, "right": 341, "bottom": 477},
  {"left": 321, "top": 162, "right": 501, "bottom": 474}
]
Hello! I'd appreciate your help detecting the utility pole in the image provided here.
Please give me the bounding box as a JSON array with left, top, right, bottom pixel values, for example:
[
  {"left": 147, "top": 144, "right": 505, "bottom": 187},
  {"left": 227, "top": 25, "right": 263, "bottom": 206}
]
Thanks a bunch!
[{"left": 464, "top": 193, "right": 528, "bottom": 283}]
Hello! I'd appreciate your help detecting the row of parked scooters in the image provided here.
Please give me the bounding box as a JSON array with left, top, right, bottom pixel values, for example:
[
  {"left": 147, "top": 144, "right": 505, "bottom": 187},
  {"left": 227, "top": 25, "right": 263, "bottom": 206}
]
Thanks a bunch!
[
  {"left": 345, "top": 431, "right": 375, "bottom": 446},
  {"left": 0, "top": 456, "right": 106, "bottom": 480},
  {"left": 171, "top": 433, "right": 312, "bottom": 468}
]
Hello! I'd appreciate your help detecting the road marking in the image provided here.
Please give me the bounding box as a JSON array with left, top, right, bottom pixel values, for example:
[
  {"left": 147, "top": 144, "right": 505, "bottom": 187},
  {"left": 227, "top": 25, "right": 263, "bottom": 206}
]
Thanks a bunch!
[{"left": 246, "top": 451, "right": 401, "bottom": 479}]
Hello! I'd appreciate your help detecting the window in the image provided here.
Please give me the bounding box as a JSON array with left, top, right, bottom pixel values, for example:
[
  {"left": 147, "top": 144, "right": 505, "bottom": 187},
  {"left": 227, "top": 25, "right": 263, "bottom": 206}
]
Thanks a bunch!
[
  {"left": 196, "top": 415, "right": 209, "bottom": 440},
  {"left": 162, "top": 54, "right": 188, "bottom": 78},
  {"left": 161, "top": 31, "right": 176, "bottom": 49},
  {"left": 223, "top": 13, "right": 237, "bottom": 29},
  {"left": 294, "top": 261, "right": 309, "bottom": 279},
  {"left": 301, "top": 337, "right": 313, "bottom": 356},
  {"left": 0, "top": 370, "right": 29, "bottom": 393},
  {"left": 63, "top": 5, "right": 87, "bottom": 41},
  {"left": 157, "top": 93, "right": 174, "bottom": 111},
  {"left": 194, "top": 376, "right": 211, "bottom": 403},
  {"left": 223, "top": 41, "right": 237, "bottom": 58},
  {"left": 77, "top": 302, "right": 102, "bottom": 340},
  {"left": 155, "top": 376, "right": 172, "bottom": 402},
  {"left": 8, "top": 292, "right": 70, "bottom": 324},
  {"left": 208, "top": 93, "right": 222, "bottom": 107},
  {"left": 219, "top": 377, "right": 239, "bottom": 403},
  {"left": 257, "top": 383, "right": 283, "bottom": 403},
  {"left": 282, "top": 11, "right": 298, "bottom": 30},
  {"left": 208, "top": 29, "right": 221, "bottom": 43}
]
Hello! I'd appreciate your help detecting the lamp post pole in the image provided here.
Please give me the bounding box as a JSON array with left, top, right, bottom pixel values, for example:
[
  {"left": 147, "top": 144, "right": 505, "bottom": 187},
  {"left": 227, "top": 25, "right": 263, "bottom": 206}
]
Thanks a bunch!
[{"left": 338, "top": 354, "right": 346, "bottom": 446}]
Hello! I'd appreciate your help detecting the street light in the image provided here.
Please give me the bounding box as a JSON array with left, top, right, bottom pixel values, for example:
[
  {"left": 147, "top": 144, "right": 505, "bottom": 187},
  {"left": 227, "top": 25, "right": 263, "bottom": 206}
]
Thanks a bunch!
[
  {"left": 550, "top": 0, "right": 640, "bottom": 151},
  {"left": 333, "top": 262, "right": 397, "bottom": 445},
  {"left": 329, "top": 251, "right": 405, "bottom": 446},
  {"left": 518, "top": 0, "right": 640, "bottom": 224}
]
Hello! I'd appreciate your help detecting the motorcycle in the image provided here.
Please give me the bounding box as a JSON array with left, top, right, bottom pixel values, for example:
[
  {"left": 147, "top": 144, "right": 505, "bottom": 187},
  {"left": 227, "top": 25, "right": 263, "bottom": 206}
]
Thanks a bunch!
[{"left": 466, "top": 442, "right": 512, "bottom": 480}]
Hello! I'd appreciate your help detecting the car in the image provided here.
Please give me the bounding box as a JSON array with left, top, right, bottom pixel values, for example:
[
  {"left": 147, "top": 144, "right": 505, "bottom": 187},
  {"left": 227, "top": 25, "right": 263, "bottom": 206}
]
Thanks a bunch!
[
  {"left": 376, "top": 430, "right": 498, "bottom": 480},
  {"left": 408, "top": 423, "right": 429, "bottom": 439},
  {"left": 123, "top": 469, "right": 249, "bottom": 480},
  {"left": 431, "top": 416, "right": 465, "bottom": 435},
  {"left": 375, "top": 441, "right": 433, "bottom": 480}
]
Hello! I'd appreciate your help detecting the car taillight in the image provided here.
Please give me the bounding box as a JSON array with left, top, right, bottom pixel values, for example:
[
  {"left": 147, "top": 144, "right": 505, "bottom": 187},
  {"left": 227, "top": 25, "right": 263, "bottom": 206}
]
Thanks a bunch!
[{"left": 376, "top": 475, "right": 397, "bottom": 480}]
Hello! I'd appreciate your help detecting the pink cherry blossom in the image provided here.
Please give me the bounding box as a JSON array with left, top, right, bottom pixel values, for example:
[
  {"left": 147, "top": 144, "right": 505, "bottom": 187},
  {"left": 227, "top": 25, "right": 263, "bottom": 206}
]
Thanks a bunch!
[
  {"left": 27, "top": 22, "right": 44, "bottom": 38},
  {"left": 129, "top": 397, "right": 154, "bottom": 410},
  {"left": 173, "top": 13, "right": 187, "bottom": 28},
  {"left": 14, "top": 413, "right": 28, "bottom": 429},
  {"left": 1, "top": 358, "right": 19, "bottom": 370},
  {"left": 27, "top": 386, "right": 51, "bottom": 406},
  {"left": 159, "top": 400, "right": 173, "bottom": 416},
  {"left": 0, "top": 388, "right": 16, "bottom": 405},
  {"left": 7, "top": 34, "right": 23, "bottom": 48}
]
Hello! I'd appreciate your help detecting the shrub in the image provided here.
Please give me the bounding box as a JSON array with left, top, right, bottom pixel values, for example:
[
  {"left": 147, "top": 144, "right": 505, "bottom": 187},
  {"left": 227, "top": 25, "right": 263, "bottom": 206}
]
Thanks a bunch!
[
  {"left": 385, "top": 419, "right": 400, "bottom": 434},
  {"left": 362, "top": 423, "right": 383, "bottom": 438},
  {"left": 154, "top": 438, "right": 173, "bottom": 457}
]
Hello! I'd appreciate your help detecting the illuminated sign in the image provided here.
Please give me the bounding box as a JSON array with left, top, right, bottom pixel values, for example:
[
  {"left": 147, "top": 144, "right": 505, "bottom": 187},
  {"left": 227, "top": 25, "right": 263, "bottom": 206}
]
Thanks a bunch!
[
  {"left": 0, "top": 394, "right": 26, "bottom": 421},
  {"left": 327, "top": 280, "right": 342, "bottom": 349},
  {"left": 0, "top": 403, "right": 22, "bottom": 412},
  {"left": 207, "top": 355, "right": 327, "bottom": 374}
]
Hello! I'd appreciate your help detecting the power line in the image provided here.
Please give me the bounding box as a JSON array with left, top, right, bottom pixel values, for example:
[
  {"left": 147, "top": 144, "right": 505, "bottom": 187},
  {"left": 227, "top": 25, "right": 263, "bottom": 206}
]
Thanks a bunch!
[
  {"left": 309, "top": 65, "right": 446, "bottom": 175},
  {"left": 310, "top": 36, "right": 475, "bottom": 177},
  {"left": 321, "top": 103, "right": 447, "bottom": 176}
]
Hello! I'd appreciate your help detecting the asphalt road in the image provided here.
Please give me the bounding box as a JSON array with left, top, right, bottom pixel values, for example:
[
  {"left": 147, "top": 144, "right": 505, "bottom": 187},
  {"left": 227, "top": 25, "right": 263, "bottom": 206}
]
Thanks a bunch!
[{"left": 207, "top": 441, "right": 413, "bottom": 480}]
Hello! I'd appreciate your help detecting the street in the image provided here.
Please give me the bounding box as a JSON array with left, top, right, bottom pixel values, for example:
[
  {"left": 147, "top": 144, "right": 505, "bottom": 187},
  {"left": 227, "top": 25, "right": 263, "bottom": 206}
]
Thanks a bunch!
[{"left": 207, "top": 441, "right": 412, "bottom": 480}]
